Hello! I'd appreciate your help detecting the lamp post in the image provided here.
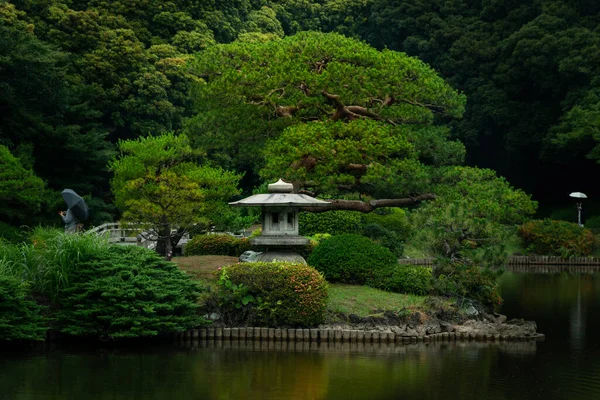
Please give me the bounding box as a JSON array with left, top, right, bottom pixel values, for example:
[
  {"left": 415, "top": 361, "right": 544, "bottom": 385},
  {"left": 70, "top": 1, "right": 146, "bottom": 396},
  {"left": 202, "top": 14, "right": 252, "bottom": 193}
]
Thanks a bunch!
[{"left": 569, "top": 192, "right": 588, "bottom": 227}]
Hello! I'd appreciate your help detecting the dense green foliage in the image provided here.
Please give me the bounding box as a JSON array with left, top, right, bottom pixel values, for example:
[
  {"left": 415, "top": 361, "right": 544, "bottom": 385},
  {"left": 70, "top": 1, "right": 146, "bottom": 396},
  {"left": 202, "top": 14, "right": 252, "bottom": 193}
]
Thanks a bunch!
[
  {"left": 0, "top": 227, "right": 110, "bottom": 304},
  {"left": 4, "top": 0, "right": 593, "bottom": 322},
  {"left": 184, "top": 234, "right": 251, "bottom": 257},
  {"left": 359, "top": 0, "right": 600, "bottom": 204},
  {"left": 300, "top": 209, "right": 411, "bottom": 256},
  {"left": 0, "top": 145, "right": 46, "bottom": 224},
  {"left": 2, "top": 0, "right": 599, "bottom": 227},
  {"left": 1, "top": 229, "right": 207, "bottom": 340},
  {"left": 216, "top": 262, "right": 328, "bottom": 327},
  {"left": 409, "top": 167, "right": 537, "bottom": 265},
  {"left": 307, "top": 234, "right": 397, "bottom": 284},
  {"left": 0, "top": 275, "right": 47, "bottom": 341},
  {"left": 189, "top": 32, "right": 466, "bottom": 198},
  {"left": 0, "top": 221, "right": 26, "bottom": 243},
  {"left": 518, "top": 219, "right": 597, "bottom": 256},
  {"left": 54, "top": 246, "right": 206, "bottom": 339},
  {"left": 432, "top": 261, "right": 503, "bottom": 310}
]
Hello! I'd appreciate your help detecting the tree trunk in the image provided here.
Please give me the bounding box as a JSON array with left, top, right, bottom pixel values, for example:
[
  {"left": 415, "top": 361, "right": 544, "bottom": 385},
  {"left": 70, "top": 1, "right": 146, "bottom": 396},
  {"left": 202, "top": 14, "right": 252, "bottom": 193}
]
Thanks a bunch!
[
  {"left": 156, "top": 222, "right": 173, "bottom": 261},
  {"left": 301, "top": 194, "right": 436, "bottom": 213}
]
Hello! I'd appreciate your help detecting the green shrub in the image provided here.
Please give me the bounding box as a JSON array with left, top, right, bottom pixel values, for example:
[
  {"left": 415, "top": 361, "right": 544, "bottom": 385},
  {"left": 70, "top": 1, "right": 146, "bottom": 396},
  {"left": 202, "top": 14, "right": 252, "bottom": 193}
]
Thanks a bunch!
[
  {"left": 584, "top": 215, "right": 600, "bottom": 229},
  {"left": 361, "top": 208, "right": 412, "bottom": 240},
  {"left": 0, "top": 221, "right": 25, "bottom": 243},
  {"left": 518, "top": 219, "right": 597, "bottom": 256},
  {"left": 359, "top": 209, "right": 412, "bottom": 256},
  {"left": 370, "top": 265, "right": 432, "bottom": 295},
  {"left": 216, "top": 262, "right": 328, "bottom": 327},
  {"left": 361, "top": 223, "right": 404, "bottom": 256},
  {"left": 548, "top": 207, "right": 575, "bottom": 222},
  {"left": 54, "top": 246, "right": 206, "bottom": 339},
  {"left": 0, "top": 275, "right": 47, "bottom": 341},
  {"left": 432, "top": 261, "right": 502, "bottom": 310},
  {"left": 295, "top": 234, "right": 332, "bottom": 259},
  {"left": 299, "top": 210, "right": 361, "bottom": 236},
  {"left": 184, "top": 234, "right": 251, "bottom": 256},
  {"left": 307, "top": 234, "right": 397, "bottom": 284}
]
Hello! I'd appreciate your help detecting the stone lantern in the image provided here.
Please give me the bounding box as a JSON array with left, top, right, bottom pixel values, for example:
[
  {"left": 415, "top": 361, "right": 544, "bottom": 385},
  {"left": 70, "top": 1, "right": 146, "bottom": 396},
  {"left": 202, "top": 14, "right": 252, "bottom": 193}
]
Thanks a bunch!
[{"left": 229, "top": 179, "right": 329, "bottom": 263}]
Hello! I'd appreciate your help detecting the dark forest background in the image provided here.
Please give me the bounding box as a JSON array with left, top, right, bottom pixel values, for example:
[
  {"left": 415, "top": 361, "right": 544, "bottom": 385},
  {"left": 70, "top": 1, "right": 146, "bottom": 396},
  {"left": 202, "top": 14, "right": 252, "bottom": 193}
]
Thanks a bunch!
[{"left": 2, "top": 0, "right": 599, "bottom": 227}]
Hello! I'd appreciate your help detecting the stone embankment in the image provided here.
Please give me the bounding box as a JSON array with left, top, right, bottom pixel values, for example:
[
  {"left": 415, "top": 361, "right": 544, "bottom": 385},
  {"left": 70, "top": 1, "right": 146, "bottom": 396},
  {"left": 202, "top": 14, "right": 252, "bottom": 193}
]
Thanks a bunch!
[{"left": 177, "top": 313, "right": 544, "bottom": 344}]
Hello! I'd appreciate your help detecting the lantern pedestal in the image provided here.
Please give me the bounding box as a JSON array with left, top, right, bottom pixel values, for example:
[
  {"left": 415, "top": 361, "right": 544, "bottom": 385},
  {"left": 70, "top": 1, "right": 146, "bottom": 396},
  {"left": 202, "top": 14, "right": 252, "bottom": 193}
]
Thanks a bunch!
[{"left": 255, "top": 250, "right": 307, "bottom": 264}]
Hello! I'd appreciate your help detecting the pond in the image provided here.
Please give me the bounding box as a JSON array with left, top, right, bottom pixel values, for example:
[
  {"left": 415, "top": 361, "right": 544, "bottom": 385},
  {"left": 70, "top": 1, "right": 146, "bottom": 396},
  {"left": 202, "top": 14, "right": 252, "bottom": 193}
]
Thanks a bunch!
[{"left": 2, "top": 269, "right": 600, "bottom": 400}]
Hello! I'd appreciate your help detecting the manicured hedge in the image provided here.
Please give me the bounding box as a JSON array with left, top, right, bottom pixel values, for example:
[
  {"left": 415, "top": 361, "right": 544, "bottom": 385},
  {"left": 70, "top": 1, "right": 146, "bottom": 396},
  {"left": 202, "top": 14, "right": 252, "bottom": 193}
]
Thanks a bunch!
[
  {"left": 217, "top": 262, "right": 328, "bottom": 327},
  {"left": 184, "top": 234, "right": 251, "bottom": 256},
  {"left": 307, "top": 234, "right": 397, "bottom": 284},
  {"left": 518, "top": 219, "right": 597, "bottom": 256},
  {"left": 300, "top": 209, "right": 409, "bottom": 256}
]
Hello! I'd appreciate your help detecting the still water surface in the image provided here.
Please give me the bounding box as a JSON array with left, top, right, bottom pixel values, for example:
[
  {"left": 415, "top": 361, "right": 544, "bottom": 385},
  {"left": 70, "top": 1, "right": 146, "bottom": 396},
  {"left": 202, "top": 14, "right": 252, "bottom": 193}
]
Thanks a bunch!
[{"left": 2, "top": 270, "right": 600, "bottom": 400}]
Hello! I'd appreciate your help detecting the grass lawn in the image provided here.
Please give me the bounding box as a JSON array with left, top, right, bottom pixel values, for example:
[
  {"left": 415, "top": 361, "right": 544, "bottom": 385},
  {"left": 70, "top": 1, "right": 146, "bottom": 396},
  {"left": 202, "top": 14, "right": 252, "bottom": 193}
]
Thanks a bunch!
[
  {"left": 173, "top": 255, "right": 238, "bottom": 281},
  {"left": 173, "top": 256, "right": 432, "bottom": 319},
  {"left": 327, "top": 284, "right": 427, "bottom": 317}
]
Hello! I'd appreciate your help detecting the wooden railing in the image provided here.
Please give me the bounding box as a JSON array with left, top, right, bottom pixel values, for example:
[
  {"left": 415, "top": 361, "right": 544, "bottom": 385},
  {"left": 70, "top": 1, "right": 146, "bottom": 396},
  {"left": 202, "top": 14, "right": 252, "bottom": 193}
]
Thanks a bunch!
[
  {"left": 85, "top": 222, "right": 191, "bottom": 250},
  {"left": 86, "top": 222, "right": 152, "bottom": 246},
  {"left": 398, "top": 256, "right": 600, "bottom": 268},
  {"left": 508, "top": 256, "right": 600, "bottom": 266},
  {"left": 397, "top": 258, "right": 434, "bottom": 266}
]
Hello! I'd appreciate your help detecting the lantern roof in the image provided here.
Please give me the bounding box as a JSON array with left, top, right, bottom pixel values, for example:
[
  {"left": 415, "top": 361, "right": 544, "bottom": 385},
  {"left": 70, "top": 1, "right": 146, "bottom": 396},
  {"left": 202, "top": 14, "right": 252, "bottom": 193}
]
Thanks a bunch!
[{"left": 229, "top": 179, "right": 330, "bottom": 207}]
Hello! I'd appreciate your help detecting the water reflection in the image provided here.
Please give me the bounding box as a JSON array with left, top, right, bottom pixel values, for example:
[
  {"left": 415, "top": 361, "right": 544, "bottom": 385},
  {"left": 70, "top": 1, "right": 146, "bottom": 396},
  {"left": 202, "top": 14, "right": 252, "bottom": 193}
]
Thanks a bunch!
[
  {"left": 1, "top": 340, "right": 541, "bottom": 400},
  {"left": 569, "top": 279, "right": 586, "bottom": 354}
]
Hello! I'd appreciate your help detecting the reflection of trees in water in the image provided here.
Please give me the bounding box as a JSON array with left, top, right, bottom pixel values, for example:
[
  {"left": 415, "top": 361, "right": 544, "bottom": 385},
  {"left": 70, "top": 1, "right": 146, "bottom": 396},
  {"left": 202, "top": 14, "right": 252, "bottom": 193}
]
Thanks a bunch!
[{"left": 1, "top": 340, "right": 540, "bottom": 400}]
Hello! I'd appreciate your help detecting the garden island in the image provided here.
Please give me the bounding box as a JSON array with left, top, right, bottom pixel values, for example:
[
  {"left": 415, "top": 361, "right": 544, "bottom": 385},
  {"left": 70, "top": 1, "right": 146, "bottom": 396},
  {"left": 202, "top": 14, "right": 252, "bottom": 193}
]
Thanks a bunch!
[{"left": 5, "top": 2, "right": 600, "bottom": 398}]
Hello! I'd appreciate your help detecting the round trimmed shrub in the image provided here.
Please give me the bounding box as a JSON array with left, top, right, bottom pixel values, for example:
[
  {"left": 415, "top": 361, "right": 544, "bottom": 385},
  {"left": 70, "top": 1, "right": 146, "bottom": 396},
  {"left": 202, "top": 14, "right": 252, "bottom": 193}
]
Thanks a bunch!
[
  {"left": 54, "top": 246, "right": 206, "bottom": 339},
  {"left": 307, "top": 234, "right": 397, "bottom": 284},
  {"left": 0, "top": 275, "right": 47, "bottom": 341},
  {"left": 217, "top": 262, "right": 328, "bottom": 327},
  {"left": 518, "top": 219, "right": 597, "bottom": 256},
  {"left": 184, "top": 234, "right": 251, "bottom": 256}
]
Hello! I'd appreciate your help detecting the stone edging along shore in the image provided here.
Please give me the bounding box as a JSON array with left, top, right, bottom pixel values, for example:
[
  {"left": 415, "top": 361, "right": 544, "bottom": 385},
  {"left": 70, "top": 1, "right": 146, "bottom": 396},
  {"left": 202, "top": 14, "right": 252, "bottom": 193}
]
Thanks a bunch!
[{"left": 175, "top": 327, "right": 545, "bottom": 343}]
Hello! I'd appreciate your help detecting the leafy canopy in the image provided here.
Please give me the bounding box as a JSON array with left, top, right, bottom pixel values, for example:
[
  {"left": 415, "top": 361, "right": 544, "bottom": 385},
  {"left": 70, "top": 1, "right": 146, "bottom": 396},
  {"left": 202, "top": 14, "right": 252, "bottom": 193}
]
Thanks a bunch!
[
  {"left": 109, "top": 133, "right": 242, "bottom": 253},
  {"left": 187, "top": 31, "right": 467, "bottom": 199}
]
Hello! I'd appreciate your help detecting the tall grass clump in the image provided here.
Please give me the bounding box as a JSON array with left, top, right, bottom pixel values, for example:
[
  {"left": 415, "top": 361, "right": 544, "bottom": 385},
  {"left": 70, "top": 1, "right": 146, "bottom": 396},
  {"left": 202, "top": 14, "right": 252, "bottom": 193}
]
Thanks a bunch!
[
  {"left": 0, "top": 239, "right": 40, "bottom": 281},
  {"left": 0, "top": 228, "right": 110, "bottom": 304},
  {"left": 28, "top": 228, "right": 110, "bottom": 302}
]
